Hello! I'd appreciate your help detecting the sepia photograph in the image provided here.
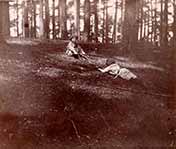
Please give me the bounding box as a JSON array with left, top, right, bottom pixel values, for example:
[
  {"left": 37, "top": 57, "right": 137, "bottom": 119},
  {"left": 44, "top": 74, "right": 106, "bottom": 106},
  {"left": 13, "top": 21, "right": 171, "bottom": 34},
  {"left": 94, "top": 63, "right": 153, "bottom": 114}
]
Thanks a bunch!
[{"left": 0, "top": 0, "right": 175, "bottom": 148}]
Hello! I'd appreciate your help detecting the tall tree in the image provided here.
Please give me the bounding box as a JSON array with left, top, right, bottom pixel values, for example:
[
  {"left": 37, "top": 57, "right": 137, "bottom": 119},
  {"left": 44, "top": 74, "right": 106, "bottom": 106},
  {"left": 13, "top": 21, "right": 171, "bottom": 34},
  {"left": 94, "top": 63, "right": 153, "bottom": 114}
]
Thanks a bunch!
[
  {"left": 105, "top": 0, "right": 109, "bottom": 43},
  {"left": 120, "top": 0, "right": 125, "bottom": 36},
  {"left": 112, "top": 0, "right": 118, "bottom": 43},
  {"left": 0, "top": 0, "right": 10, "bottom": 41},
  {"left": 160, "top": 0, "right": 164, "bottom": 45},
  {"left": 74, "top": 0, "right": 80, "bottom": 38},
  {"left": 139, "top": 0, "right": 143, "bottom": 40},
  {"left": 170, "top": 0, "right": 176, "bottom": 47},
  {"left": 52, "top": 0, "right": 56, "bottom": 39},
  {"left": 160, "top": 0, "right": 169, "bottom": 46},
  {"left": 143, "top": 4, "right": 147, "bottom": 40},
  {"left": 163, "top": 0, "right": 169, "bottom": 46},
  {"left": 102, "top": 0, "right": 106, "bottom": 43},
  {"left": 23, "top": 1, "right": 29, "bottom": 37},
  {"left": 59, "top": 0, "right": 67, "bottom": 39},
  {"left": 94, "top": 0, "right": 98, "bottom": 42},
  {"left": 57, "top": 0, "right": 60, "bottom": 38},
  {"left": 84, "top": 0, "right": 90, "bottom": 41},
  {"left": 150, "top": 0, "right": 154, "bottom": 42},
  {"left": 173, "top": 0, "right": 176, "bottom": 46},
  {"left": 147, "top": 0, "right": 150, "bottom": 42},
  {"left": 16, "top": 0, "right": 19, "bottom": 36},
  {"left": 123, "top": 0, "right": 139, "bottom": 51},
  {"left": 45, "top": 0, "right": 50, "bottom": 39},
  {"left": 31, "top": 0, "right": 36, "bottom": 38},
  {"left": 39, "top": 0, "right": 44, "bottom": 38},
  {"left": 153, "top": 0, "right": 158, "bottom": 44}
]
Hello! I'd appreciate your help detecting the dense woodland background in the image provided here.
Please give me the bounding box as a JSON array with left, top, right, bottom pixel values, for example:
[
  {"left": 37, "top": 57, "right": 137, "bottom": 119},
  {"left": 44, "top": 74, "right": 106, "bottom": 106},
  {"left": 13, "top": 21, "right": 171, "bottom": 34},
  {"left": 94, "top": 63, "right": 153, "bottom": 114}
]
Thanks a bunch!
[{"left": 0, "top": 0, "right": 174, "bottom": 50}]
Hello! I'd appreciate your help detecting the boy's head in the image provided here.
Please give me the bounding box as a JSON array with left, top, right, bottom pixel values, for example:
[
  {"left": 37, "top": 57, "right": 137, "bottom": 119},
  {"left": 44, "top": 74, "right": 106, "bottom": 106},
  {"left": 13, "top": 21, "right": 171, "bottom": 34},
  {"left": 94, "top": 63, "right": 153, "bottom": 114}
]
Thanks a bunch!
[{"left": 70, "top": 36, "right": 78, "bottom": 42}]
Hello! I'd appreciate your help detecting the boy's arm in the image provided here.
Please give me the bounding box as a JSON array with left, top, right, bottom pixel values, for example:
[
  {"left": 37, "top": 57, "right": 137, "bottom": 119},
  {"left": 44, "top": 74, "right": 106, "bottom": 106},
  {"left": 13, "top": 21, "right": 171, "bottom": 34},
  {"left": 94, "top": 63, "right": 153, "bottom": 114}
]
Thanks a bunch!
[
  {"left": 77, "top": 45, "right": 86, "bottom": 55},
  {"left": 98, "top": 65, "right": 112, "bottom": 73},
  {"left": 98, "top": 64, "right": 120, "bottom": 73},
  {"left": 67, "top": 42, "right": 78, "bottom": 54}
]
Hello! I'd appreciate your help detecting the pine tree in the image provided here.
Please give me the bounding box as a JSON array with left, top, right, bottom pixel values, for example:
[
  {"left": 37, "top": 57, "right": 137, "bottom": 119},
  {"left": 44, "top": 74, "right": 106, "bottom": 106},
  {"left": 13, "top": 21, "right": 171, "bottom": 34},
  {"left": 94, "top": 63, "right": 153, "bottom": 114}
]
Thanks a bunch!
[
  {"left": 52, "top": 0, "right": 56, "bottom": 39},
  {"left": 84, "top": 0, "right": 90, "bottom": 41},
  {"left": 123, "top": 0, "right": 139, "bottom": 51},
  {"left": 0, "top": 0, "right": 10, "bottom": 41},
  {"left": 32, "top": 0, "right": 36, "bottom": 38},
  {"left": 105, "top": 0, "right": 109, "bottom": 43},
  {"left": 102, "top": 0, "right": 106, "bottom": 43},
  {"left": 74, "top": 0, "right": 80, "bottom": 38},
  {"left": 16, "top": 0, "right": 19, "bottom": 37},
  {"left": 112, "top": 0, "right": 118, "bottom": 43},
  {"left": 160, "top": 0, "right": 164, "bottom": 45},
  {"left": 59, "top": 0, "right": 67, "bottom": 39},
  {"left": 45, "top": 0, "right": 50, "bottom": 39},
  {"left": 139, "top": 0, "right": 143, "bottom": 40},
  {"left": 39, "top": 0, "right": 44, "bottom": 38},
  {"left": 163, "top": 0, "right": 169, "bottom": 46},
  {"left": 172, "top": 0, "right": 176, "bottom": 47},
  {"left": 23, "top": 0, "right": 29, "bottom": 37},
  {"left": 94, "top": 0, "right": 98, "bottom": 42}
]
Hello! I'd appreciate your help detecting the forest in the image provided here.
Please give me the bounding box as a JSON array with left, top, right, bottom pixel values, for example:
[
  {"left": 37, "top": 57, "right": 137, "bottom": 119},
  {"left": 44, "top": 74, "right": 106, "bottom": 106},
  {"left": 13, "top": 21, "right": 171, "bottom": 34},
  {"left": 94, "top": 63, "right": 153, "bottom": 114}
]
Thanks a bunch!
[
  {"left": 0, "top": 0, "right": 175, "bottom": 148},
  {"left": 0, "top": 0, "right": 174, "bottom": 48}
]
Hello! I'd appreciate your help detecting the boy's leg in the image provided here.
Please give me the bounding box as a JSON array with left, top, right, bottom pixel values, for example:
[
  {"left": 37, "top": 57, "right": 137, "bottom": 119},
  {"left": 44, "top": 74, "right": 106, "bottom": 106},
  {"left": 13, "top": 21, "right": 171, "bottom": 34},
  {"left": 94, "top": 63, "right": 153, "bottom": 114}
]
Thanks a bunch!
[{"left": 72, "top": 54, "right": 80, "bottom": 59}]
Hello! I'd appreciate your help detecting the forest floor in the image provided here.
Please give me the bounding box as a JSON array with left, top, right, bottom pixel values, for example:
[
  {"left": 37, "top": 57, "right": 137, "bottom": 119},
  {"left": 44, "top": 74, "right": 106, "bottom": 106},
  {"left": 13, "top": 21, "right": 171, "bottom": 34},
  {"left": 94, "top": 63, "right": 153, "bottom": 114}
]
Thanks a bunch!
[{"left": 0, "top": 38, "right": 175, "bottom": 148}]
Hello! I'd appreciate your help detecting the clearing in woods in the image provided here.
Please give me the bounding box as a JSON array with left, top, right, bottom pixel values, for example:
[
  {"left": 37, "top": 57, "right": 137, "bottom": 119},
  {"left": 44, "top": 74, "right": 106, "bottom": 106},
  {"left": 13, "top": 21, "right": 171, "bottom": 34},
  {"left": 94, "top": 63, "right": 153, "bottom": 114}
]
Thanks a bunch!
[{"left": 0, "top": 39, "right": 175, "bottom": 148}]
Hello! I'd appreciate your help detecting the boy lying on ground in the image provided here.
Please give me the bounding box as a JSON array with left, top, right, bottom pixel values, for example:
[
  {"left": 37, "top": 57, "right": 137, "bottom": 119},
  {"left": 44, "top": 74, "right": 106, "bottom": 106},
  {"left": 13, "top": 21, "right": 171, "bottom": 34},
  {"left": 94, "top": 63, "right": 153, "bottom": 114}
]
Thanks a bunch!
[
  {"left": 66, "top": 36, "right": 89, "bottom": 60},
  {"left": 98, "top": 59, "right": 137, "bottom": 80}
]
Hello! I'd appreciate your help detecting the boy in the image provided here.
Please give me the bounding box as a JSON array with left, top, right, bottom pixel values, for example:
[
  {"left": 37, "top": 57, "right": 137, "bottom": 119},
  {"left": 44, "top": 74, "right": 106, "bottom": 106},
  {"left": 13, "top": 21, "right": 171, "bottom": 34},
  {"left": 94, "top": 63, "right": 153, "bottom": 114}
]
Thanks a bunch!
[
  {"left": 98, "top": 59, "right": 137, "bottom": 80},
  {"left": 66, "top": 36, "right": 88, "bottom": 60}
]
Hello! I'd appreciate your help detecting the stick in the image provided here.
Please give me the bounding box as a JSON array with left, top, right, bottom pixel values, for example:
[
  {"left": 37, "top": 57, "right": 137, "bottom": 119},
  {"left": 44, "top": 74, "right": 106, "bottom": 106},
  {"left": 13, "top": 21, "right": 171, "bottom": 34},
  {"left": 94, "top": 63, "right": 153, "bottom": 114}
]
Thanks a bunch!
[
  {"left": 98, "top": 110, "right": 111, "bottom": 131},
  {"left": 70, "top": 119, "right": 82, "bottom": 143}
]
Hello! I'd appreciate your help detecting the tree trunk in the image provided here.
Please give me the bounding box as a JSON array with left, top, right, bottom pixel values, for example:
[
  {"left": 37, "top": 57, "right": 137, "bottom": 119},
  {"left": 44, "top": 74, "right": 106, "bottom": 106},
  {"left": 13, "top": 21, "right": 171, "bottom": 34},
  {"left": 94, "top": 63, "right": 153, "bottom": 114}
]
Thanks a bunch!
[
  {"left": 105, "top": 0, "right": 109, "bottom": 43},
  {"left": 139, "top": 0, "right": 143, "bottom": 40},
  {"left": 57, "top": 0, "right": 60, "bottom": 39},
  {"left": 160, "top": 0, "right": 164, "bottom": 46},
  {"left": 147, "top": 0, "right": 150, "bottom": 42},
  {"left": 143, "top": 6, "right": 147, "bottom": 40},
  {"left": 59, "top": 0, "right": 67, "bottom": 39},
  {"left": 24, "top": 1, "right": 29, "bottom": 37},
  {"left": 33, "top": 0, "right": 36, "bottom": 38},
  {"left": 74, "top": 0, "right": 80, "bottom": 38},
  {"left": 39, "top": 0, "right": 44, "bottom": 38},
  {"left": 163, "top": 0, "right": 168, "bottom": 46},
  {"left": 151, "top": 0, "right": 154, "bottom": 43},
  {"left": 120, "top": 0, "right": 125, "bottom": 36},
  {"left": 102, "top": 0, "right": 105, "bottom": 43},
  {"left": 154, "top": 0, "right": 158, "bottom": 45},
  {"left": 84, "top": 0, "right": 90, "bottom": 41},
  {"left": 94, "top": 0, "right": 98, "bottom": 43},
  {"left": 169, "top": 0, "right": 176, "bottom": 47},
  {"left": 123, "top": 0, "right": 139, "bottom": 51},
  {"left": 16, "top": 0, "right": 19, "bottom": 37},
  {"left": 136, "top": 0, "right": 140, "bottom": 41},
  {"left": 52, "top": 0, "right": 55, "bottom": 39},
  {"left": 45, "top": 0, "right": 50, "bottom": 39},
  {"left": 0, "top": 0, "right": 10, "bottom": 42},
  {"left": 173, "top": 0, "right": 176, "bottom": 46},
  {"left": 112, "top": 0, "right": 118, "bottom": 43}
]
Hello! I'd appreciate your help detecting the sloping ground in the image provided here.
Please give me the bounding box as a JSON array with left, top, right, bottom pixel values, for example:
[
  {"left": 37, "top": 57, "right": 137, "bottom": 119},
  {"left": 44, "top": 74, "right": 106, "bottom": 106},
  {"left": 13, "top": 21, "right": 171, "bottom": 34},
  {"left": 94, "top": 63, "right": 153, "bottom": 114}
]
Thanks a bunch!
[{"left": 0, "top": 40, "right": 175, "bottom": 148}]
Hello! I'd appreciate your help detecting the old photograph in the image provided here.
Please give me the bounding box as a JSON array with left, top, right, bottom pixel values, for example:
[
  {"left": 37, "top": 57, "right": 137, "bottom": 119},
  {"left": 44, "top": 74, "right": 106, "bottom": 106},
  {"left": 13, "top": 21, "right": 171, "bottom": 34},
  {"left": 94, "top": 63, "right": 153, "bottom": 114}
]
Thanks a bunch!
[{"left": 0, "top": 0, "right": 175, "bottom": 148}]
